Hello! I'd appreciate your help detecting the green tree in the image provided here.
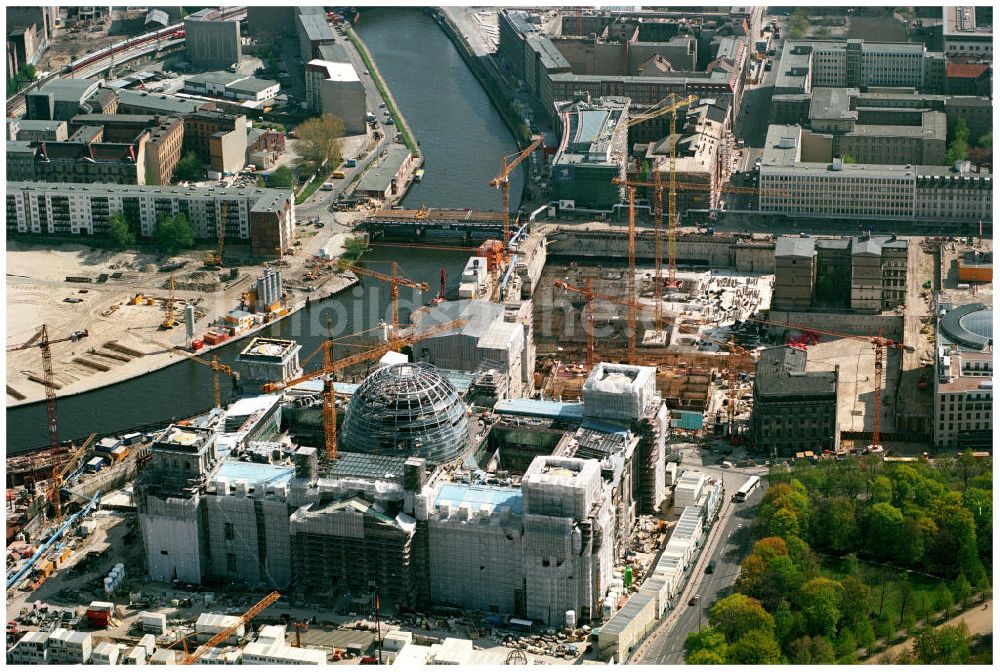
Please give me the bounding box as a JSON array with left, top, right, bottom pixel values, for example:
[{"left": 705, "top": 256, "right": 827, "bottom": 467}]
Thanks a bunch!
[
  {"left": 737, "top": 537, "right": 789, "bottom": 596},
  {"left": 914, "top": 622, "right": 972, "bottom": 663},
  {"left": 174, "top": 151, "right": 204, "bottom": 181},
  {"left": 268, "top": 165, "right": 295, "bottom": 188},
  {"left": 726, "top": 629, "right": 783, "bottom": 664},
  {"left": 839, "top": 575, "right": 872, "bottom": 630},
  {"left": 977, "top": 130, "right": 992, "bottom": 148},
  {"left": 154, "top": 213, "right": 195, "bottom": 254},
  {"left": 709, "top": 593, "right": 775, "bottom": 643},
  {"left": 953, "top": 573, "right": 972, "bottom": 609},
  {"left": 871, "top": 475, "right": 894, "bottom": 503},
  {"left": 864, "top": 502, "right": 904, "bottom": 561},
  {"left": 933, "top": 583, "right": 954, "bottom": 618},
  {"left": 797, "top": 577, "right": 844, "bottom": 637},
  {"left": 759, "top": 555, "right": 802, "bottom": 611},
  {"left": 685, "top": 649, "right": 726, "bottom": 664},
  {"left": 296, "top": 113, "right": 346, "bottom": 173},
  {"left": 773, "top": 600, "right": 797, "bottom": 646},
  {"left": 946, "top": 118, "right": 971, "bottom": 164},
  {"left": 684, "top": 627, "right": 728, "bottom": 661},
  {"left": 927, "top": 494, "right": 980, "bottom": 577},
  {"left": 107, "top": 212, "right": 135, "bottom": 249},
  {"left": 769, "top": 506, "right": 801, "bottom": 538},
  {"left": 811, "top": 496, "right": 857, "bottom": 553},
  {"left": 834, "top": 629, "right": 857, "bottom": 663},
  {"left": 784, "top": 535, "right": 821, "bottom": 579}
]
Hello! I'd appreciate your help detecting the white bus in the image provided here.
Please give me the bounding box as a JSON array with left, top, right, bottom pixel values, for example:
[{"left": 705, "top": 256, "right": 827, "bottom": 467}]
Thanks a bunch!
[{"left": 733, "top": 475, "right": 761, "bottom": 502}]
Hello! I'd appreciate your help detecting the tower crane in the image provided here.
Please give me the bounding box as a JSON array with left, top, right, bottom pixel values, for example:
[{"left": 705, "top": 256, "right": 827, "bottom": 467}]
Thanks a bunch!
[
  {"left": 7, "top": 325, "right": 89, "bottom": 451},
  {"left": 752, "top": 318, "right": 914, "bottom": 451},
  {"left": 174, "top": 350, "right": 241, "bottom": 409},
  {"left": 47, "top": 432, "right": 97, "bottom": 524},
  {"left": 181, "top": 592, "right": 281, "bottom": 664},
  {"left": 554, "top": 279, "right": 663, "bottom": 367},
  {"left": 260, "top": 318, "right": 468, "bottom": 461},
  {"left": 336, "top": 261, "right": 429, "bottom": 331},
  {"left": 205, "top": 201, "right": 227, "bottom": 267},
  {"left": 490, "top": 136, "right": 542, "bottom": 254},
  {"left": 161, "top": 273, "right": 177, "bottom": 330}
]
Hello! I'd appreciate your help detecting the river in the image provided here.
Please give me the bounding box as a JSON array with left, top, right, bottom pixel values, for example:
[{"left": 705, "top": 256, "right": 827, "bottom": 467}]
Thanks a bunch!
[{"left": 6, "top": 9, "right": 522, "bottom": 455}]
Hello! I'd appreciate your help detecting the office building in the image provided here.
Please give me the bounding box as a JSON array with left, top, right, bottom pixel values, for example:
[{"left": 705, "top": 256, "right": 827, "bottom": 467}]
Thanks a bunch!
[
  {"left": 759, "top": 125, "right": 992, "bottom": 223},
  {"left": 750, "top": 346, "right": 839, "bottom": 457},
  {"left": 942, "top": 6, "right": 992, "bottom": 58},
  {"left": 773, "top": 234, "right": 909, "bottom": 312},
  {"left": 933, "top": 302, "right": 993, "bottom": 449},
  {"left": 7, "top": 181, "right": 295, "bottom": 258},
  {"left": 304, "top": 60, "right": 367, "bottom": 134},
  {"left": 551, "top": 96, "right": 630, "bottom": 210},
  {"left": 296, "top": 7, "right": 337, "bottom": 64},
  {"left": 184, "top": 72, "right": 281, "bottom": 105},
  {"left": 184, "top": 8, "right": 242, "bottom": 69}
]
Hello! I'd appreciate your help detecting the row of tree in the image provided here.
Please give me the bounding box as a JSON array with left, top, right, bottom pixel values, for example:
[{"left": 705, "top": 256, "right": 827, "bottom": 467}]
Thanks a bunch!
[
  {"left": 107, "top": 212, "right": 194, "bottom": 254},
  {"left": 683, "top": 454, "right": 992, "bottom": 664},
  {"left": 947, "top": 118, "right": 992, "bottom": 166}
]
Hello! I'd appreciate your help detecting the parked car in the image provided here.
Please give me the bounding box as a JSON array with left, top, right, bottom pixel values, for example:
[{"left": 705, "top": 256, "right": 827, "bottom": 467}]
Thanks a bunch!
[
  {"left": 688, "top": 594, "right": 700, "bottom": 606},
  {"left": 706, "top": 561, "right": 716, "bottom": 574}
]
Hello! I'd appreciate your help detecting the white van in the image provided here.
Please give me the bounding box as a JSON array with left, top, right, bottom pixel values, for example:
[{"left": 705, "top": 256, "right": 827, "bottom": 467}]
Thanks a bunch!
[{"left": 321, "top": 183, "right": 335, "bottom": 191}]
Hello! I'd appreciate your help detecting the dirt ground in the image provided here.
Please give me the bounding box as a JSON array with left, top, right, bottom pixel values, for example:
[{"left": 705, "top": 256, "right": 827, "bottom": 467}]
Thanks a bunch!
[{"left": 864, "top": 601, "right": 993, "bottom": 664}]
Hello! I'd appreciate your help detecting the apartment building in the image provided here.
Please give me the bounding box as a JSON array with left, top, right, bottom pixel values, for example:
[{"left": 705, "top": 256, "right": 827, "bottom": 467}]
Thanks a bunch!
[
  {"left": 933, "top": 302, "right": 993, "bottom": 449},
  {"left": 68, "top": 114, "right": 184, "bottom": 186},
  {"left": 184, "top": 110, "right": 247, "bottom": 174},
  {"left": 7, "top": 182, "right": 294, "bottom": 259},
  {"left": 759, "top": 125, "right": 992, "bottom": 223},
  {"left": 7, "top": 118, "right": 68, "bottom": 142},
  {"left": 7, "top": 136, "right": 148, "bottom": 185}
]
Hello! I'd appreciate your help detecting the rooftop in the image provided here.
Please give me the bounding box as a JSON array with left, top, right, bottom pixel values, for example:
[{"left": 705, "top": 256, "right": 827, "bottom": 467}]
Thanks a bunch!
[
  {"left": 494, "top": 398, "right": 586, "bottom": 422},
  {"left": 8, "top": 182, "right": 292, "bottom": 214},
  {"left": 775, "top": 236, "right": 816, "bottom": 259},
  {"left": 754, "top": 346, "right": 838, "bottom": 398},
  {"left": 116, "top": 90, "right": 208, "bottom": 115},
  {"left": 215, "top": 459, "right": 296, "bottom": 489},
  {"left": 306, "top": 60, "right": 359, "bottom": 83},
  {"left": 298, "top": 12, "right": 336, "bottom": 43},
  {"left": 940, "top": 303, "right": 993, "bottom": 351},
  {"left": 356, "top": 147, "right": 412, "bottom": 193},
  {"left": 435, "top": 482, "right": 523, "bottom": 515}
]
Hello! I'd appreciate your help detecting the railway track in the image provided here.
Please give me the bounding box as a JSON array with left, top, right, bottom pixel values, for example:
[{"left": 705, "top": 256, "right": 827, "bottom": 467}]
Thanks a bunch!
[{"left": 6, "top": 7, "right": 246, "bottom": 118}]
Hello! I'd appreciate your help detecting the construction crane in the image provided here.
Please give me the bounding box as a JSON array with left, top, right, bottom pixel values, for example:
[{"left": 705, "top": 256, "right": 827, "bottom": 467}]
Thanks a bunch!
[
  {"left": 490, "top": 136, "right": 542, "bottom": 253},
  {"left": 182, "top": 591, "right": 281, "bottom": 664},
  {"left": 336, "top": 261, "right": 429, "bottom": 331},
  {"left": 752, "top": 318, "right": 914, "bottom": 451},
  {"left": 7, "top": 326, "right": 89, "bottom": 451},
  {"left": 46, "top": 432, "right": 96, "bottom": 524},
  {"left": 260, "top": 318, "right": 468, "bottom": 461},
  {"left": 292, "top": 621, "right": 310, "bottom": 648},
  {"left": 554, "top": 278, "right": 662, "bottom": 367},
  {"left": 204, "top": 201, "right": 227, "bottom": 267},
  {"left": 174, "top": 350, "right": 241, "bottom": 409},
  {"left": 161, "top": 273, "right": 176, "bottom": 330}
]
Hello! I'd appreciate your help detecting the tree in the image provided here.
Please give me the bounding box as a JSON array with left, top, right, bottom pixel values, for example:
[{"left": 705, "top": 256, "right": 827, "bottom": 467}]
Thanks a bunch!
[
  {"left": 107, "top": 212, "right": 135, "bottom": 249},
  {"left": 811, "top": 496, "right": 857, "bottom": 553},
  {"left": 268, "top": 165, "right": 295, "bottom": 188},
  {"left": 946, "top": 118, "right": 970, "bottom": 164},
  {"left": 933, "top": 583, "right": 954, "bottom": 618},
  {"left": 841, "top": 154, "right": 856, "bottom": 164},
  {"left": 759, "top": 555, "right": 802, "bottom": 611},
  {"left": 154, "top": 213, "right": 195, "bottom": 254},
  {"left": 864, "top": 502, "right": 904, "bottom": 561},
  {"left": 296, "top": 113, "right": 346, "bottom": 173},
  {"left": 684, "top": 627, "right": 728, "bottom": 661},
  {"left": 953, "top": 573, "right": 972, "bottom": 609},
  {"left": 726, "top": 629, "right": 783, "bottom": 664},
  {"left": 174, "top": 151, "right": 204, "bottom": 181},
  {"left": 978, "top": 130, "right": 992, "bottom": 148},
  {"left": 737, "top": 537, "right": 789, "bottom": 597},
  {"left": 685, "top": 649, "right": 726, "bottom": 664},
  {"left": 839, "top": 575, "right": 872, "bottom": 630},
  {"left": 914, "top": 622, "right": 972, "bottom": 664},
  {"left": 23, "top": 64, "right": 37, "bottom": 81},
  {"left": 871, "top": 475, "right": 893, "bottom": 503},
  {"left": 709, "top": 593, "right": 775, "bottom": 643},
  {"left": 796, "top": 577, "right": 844, "bottom": 637},
  {"left": 784, "top": 535, "right": 820, "bottom": 579},
  {"left": 769, "top": 506, "right": 801, "bottom": 538}
]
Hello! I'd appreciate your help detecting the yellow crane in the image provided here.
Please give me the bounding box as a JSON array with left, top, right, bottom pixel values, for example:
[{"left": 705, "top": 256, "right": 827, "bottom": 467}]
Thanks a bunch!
[
  {"left": 699, "top": 334, "right": 759, "bottom": 437},
  {"left": 260, "top": 318, "right": 468, "bottom": 461},
  {"left": 204, "top": 201, "right": 227, "bottom": 267},
  {"left": 336, "top": 261, "right": 429, "bottom": 331},
  {"left": 161, "top": 273, "right": 176, "bottom": 330},
  {"left": 47, "top": 432, "right": 97, "bottom": 524},
  {"left": 174, "top": 350, "right": 241, "bottom": 409},
  {"left": 181, "top": 592, "right": 281, "bottom": 664},
  {"left": 490, "top": 136, "right": 542, "bottom": 253}
]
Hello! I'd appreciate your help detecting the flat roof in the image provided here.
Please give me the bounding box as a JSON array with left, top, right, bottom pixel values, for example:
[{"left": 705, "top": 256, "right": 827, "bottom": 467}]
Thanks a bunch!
[
  {"left": 307, "top": 60, "right": 359, "bottom": 83},
  {"left": 11, "top": 119, "right": 66, "bottom": 131},
  {"left": 775, "top": 236, "right": 815, "bottom": 259},
  {"left": 494, "top": 398, "right": 585, "bottom": 421},
  {"left": 435, "top": 483, "right": 524, "bottom": 515},
  {"left": 116, "top": 90, "right": 207, "bottom": 114},
  {"left": 215, "top": 459, "right": 295, "bottom": 487},
  {"left": 298, "top": 12, "right": 335, "bottom": 43},
  {"left": 356, "top": 147, "right": 411, "bottom": 193}
]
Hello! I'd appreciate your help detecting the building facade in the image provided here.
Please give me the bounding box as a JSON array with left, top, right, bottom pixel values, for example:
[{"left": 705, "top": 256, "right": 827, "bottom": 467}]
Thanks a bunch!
[
  {"left": 185, "top": 8, "right": 242, "bottom": 69},
  {"left": 7, "top": 181, "right": 294, "bottom": 258},
  {"left": 750, "top": 346, "right": 839, "bottom": 457},
  {"left": 304, "top": 60, "right": 367, "bottom": 135},
  {"left": 933, "top": 302, "right": 993, "bottom": 449},
  {"left": 552, "top": 96, "right": 630, "bottom": 210}
]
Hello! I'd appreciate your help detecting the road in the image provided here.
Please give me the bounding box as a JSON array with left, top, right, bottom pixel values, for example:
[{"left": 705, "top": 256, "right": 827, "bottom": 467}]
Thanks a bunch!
[{"left": 632, "top": 442, "right": 768, "bottom": 664}]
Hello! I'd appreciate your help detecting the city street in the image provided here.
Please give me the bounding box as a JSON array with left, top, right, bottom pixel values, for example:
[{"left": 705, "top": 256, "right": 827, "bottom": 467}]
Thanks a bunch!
[{"left": 631, "top": 442, "right": 768, "bottom": 664}]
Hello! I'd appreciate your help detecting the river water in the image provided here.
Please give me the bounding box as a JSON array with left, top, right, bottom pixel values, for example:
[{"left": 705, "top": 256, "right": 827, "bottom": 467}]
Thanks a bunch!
[{"left": 6, "top": 8, "right": 522, "bottom": 454}]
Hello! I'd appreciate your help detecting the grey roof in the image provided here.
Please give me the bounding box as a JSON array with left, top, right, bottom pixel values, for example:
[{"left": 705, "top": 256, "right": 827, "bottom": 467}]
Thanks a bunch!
[
  {"left": 325, "top": 451, "right": 409, "bottom": 482},
  {"left": 940, "top": 303, "right": 992, "bottom": 351},
  {"left": 7, "top": 141, "right": 35, "bottom": 155},
  {"left": 36, "top": 78, "right": 102, "bottom": 103},
  {"left": 809, "top": 87, "right": 858, "bottom": 121},
  {"left": 851, "top": 237, "right": 882, "bottom": 256},
  {"left": 227, "top": 77, "right": 278, "bottom": 95},
  {"left": 356, "top": 147, "right": 412, "bottom": 194},
  {"left": 316, "top": 43, "right": 351, "bottom": 64},
  {"left": 11, "top": 119, "right": 66, "bottom": 131},
  {"left": 116, "top": 90, "right": 206, "bottom": 115},
  {"left": 754, "top": 346, "right": 837, "bottom": 399},
  {"left": 145, "top": 9, "right": 169, "bottom": 26},
  {"left": 774, "top": 236, "right": 815, "bottom": 259},
  {"left": 297, "top": 12, "right": 335, "bottom": 43}
]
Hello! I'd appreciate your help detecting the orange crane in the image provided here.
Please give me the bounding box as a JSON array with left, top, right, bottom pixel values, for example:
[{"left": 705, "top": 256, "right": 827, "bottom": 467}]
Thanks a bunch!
[
  {"left": 181, "top": 591, "right": 281, "bottom": 664},
  {"left": 752, "top": 318, "right": 914, "bottom": 451},
  {"left": 490, "top": 136, "right": 542, "bottom": 253},
  {"left": 336, "top": 261, "right": 429, "bottom": 331},
  {"left": 47, "top": 432, "right": 96, "bottom": 524},
  {"left": 292, "top": 620, "right": 310, "bottom": 647},
  {"left": 174, "top": 350, "right": 241, "bottom": 409},
  {"left": 260, "top": 318, "right": 468, "bottom": 460},
  {"left": 554, "top": 278, "right": 661, "bottom": 367},
  {"left": 7, "top": 325, "right": 89, "bottom": 451},
  {"left": 205, "top": 201, "right": 227, "bottom": 267}
]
